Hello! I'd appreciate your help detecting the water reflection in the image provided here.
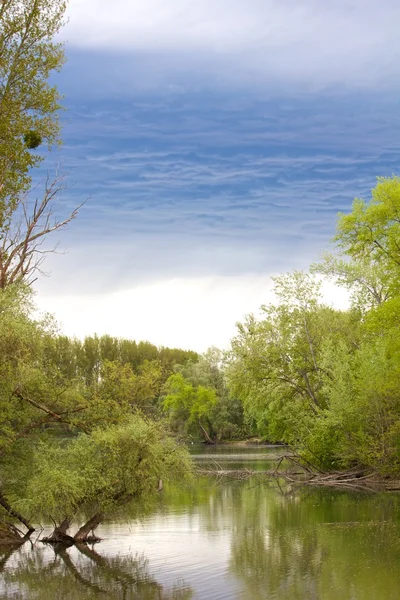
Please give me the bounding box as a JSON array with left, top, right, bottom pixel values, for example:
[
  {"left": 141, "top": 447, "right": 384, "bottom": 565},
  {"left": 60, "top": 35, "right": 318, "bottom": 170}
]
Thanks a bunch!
[
  {"left": 1, "top": 448, "right": 400, "bottom": 600},
  {"left": 162, "top": 476, "right": 400, "bottom": 599},
  {"left": 0, "top": 542, "right": 193, "bottom": 599},
  {"left": 226, "top": 482, "right": 400, "bottom": 600}
]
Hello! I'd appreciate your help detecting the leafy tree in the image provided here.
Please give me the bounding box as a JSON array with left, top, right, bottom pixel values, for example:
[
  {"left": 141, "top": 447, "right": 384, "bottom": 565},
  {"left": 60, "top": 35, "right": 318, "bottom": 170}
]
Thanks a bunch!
[
  {"left": 0, "top": 284, "right": 90, "bottom": 534},
  {"left": 0, "top": 1, "right": 84, "bottom": 289},
  {"left": 0, "top": 0, "right": 66, "bottom": 205},
  {"left": 163, "top": 373, "right": 218, "bottom": 444},
  {"left": 87, "top": 359, "right": 163, "bottom": 425},
  {"left": 0, "top": 285, "right": 86, "bottom": 458},
  {"left": 226, "top": 178, "right": 400, "bottom": 475},
  {"left": 312, "top": 253, "right": 392, "bottom": 312},
  {"left": 227, "top": 271, "right": 360, "bottom": 467},
  {"left": 19, "top": 417, "right": 193, "bottom": 541},
  {"left": 312, "top": 178, "right": 400, "bottom": 313},
  {"left": 0, "top": 285, "right": 198, "bottom": 539},
  {"left": 175, "top": 348, "right": 247, "bottom": 441},
  {"left": 335, "top": 176, "right": 400, "bottom": 288}
]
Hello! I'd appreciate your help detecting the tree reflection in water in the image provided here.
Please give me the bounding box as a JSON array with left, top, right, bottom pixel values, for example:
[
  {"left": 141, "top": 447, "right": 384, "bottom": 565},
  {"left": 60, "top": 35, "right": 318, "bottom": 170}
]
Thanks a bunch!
[
  {"left": 0, "top": 542, "right": 193, "bottom": 600},
  {"left": 226, "top": 482, "right": 400, "bottom": 600},
  {"left": 2, "top": 477, "right": 400, "bottom": 600}
]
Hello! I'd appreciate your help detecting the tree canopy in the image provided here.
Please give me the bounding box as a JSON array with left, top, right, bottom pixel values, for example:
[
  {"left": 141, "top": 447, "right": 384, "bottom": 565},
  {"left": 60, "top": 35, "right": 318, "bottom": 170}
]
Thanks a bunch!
[{"left": 227, "top": 177, "right": 400, "bottom": 476}]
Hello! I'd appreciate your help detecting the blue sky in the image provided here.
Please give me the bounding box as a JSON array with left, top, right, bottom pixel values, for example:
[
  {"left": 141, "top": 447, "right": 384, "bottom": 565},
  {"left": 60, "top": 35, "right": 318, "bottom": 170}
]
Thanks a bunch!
[{"left": 35, "top": 0, "right": 400, "bottom": 350}]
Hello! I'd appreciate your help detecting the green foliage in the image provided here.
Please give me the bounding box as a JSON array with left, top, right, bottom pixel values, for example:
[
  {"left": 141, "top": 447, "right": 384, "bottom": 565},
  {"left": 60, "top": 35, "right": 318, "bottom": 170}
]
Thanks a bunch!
[
  {"left": 228, "top": 272, "right": 359, "bottom": 454},
  {"left": 43, "top": 333, "right": 198, "bottom": 388},
  {"left": 0, "top": 0, "right": 66, "bottom": 211},
  {"left": 312, "top": 253, "right": 392, "bottom": 312},
  {"left": 0, "top": 285, "right": 78, "bottom": 452},
  {"left": 162, "top": 348, "right": 247, "bottom": 443},
  {"left": 163, "top": 373, "right": 217, "bottom": 443},
  {"left": 84, "top": 359, "right": 163, "bottom": 427},
  {"left": 20, "top": 417, "right": 193, "bottom": 521},
  {"left": 0, "top": 285, "right": 197, "bottom": 528},
  {"left": 23, "top": 130, "right": 42, "bottom": 149},
  {"left": 227, "top": 177, "right": 400, "bottom": 476},
  {"left": 335, "top": 176, "right": 400, "bottom": 292}
]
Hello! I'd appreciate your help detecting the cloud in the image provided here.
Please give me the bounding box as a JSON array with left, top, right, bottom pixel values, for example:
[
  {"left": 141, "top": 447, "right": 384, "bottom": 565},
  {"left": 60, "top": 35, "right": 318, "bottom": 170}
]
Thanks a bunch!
[
  {"left": 34, "top": 2, "right": 399, "bottom": 349},
  {"left": 35, "top": 275, "right": 350, "bottom": 351},
  {"left": 33, "top": 90, "right": 400, "bottom": 298},
  {"left": 64, "top": 0, "right": 400, "bottom": 88}
]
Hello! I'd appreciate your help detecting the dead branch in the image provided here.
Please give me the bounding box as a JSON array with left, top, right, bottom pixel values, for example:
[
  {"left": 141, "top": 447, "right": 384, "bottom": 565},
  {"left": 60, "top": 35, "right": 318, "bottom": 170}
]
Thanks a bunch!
[{"left": 0, "top": 169, "right": 85, "bottom": 288}]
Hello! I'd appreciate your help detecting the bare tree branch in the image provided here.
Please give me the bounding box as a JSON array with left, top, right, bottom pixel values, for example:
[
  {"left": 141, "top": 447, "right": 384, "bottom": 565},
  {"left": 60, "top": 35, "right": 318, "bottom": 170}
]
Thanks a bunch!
[{"left": 0, "top": 168, "right": 84, "bottom": 288}]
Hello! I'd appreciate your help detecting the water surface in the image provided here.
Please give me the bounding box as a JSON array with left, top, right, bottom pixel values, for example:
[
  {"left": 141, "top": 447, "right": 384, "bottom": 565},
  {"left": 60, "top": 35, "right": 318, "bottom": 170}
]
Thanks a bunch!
[{"left": 1, "top": 446, "right": 399, "bottom": 599}]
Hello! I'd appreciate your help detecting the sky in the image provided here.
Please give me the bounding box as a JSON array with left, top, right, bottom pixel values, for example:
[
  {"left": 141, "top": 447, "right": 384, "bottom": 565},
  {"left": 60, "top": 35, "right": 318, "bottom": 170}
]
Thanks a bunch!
[{"left": 34, "top": 0, "right": 400, "bottom": 351}]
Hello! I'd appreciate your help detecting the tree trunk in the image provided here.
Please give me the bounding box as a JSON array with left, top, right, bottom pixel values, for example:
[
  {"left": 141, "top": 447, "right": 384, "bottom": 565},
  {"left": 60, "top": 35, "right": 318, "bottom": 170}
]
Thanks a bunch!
[
  {"left": 43, "top": 518, "right": 74, "bottom": 544},
  {"left": 198, "top": 421, "right": 215, "bottom": 445},
  {"left": 0, "top": 491, "right": 35, "bottom": 536},
  {"left": 206, "top": 417, "right": 217, "bottom": 443},
  {"left": 0, "top": 521, "right": 25, "bottom": 544},
  {"left": 74, "top": 513, "right": 103, "bottom": 542}
]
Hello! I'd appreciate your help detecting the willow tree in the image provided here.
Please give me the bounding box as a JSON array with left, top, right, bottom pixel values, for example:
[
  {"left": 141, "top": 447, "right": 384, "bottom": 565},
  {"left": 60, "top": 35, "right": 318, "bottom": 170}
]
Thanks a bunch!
[{"left": 19, "top": 417, "right": 193, "bottom": 543}]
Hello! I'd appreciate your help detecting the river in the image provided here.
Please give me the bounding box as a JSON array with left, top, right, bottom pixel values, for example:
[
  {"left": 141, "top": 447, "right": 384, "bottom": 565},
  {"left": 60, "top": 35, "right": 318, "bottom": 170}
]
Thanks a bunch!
[{"left": 1, "top": 445, "right": 399, "bottom": 599}]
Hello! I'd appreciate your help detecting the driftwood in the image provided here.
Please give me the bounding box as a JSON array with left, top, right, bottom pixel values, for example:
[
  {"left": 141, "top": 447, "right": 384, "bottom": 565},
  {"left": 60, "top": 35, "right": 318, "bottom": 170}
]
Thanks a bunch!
[
  {"left": 196, "top": 467, "right": 280, "bottom": 480},
  {"left": 196, "top": 454, "right": 400, "bottom": 491}
]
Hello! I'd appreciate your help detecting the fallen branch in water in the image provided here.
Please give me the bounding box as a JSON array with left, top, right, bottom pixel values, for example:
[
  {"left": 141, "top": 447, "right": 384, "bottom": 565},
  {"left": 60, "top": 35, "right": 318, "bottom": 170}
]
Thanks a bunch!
[{"left": 195, "top": 455, "right": 400, "bottom": 491}]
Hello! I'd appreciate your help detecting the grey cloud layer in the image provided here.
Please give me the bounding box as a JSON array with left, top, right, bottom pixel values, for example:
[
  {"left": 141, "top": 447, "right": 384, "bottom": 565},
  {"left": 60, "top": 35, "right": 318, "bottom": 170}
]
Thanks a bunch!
[
  {"left": 36, "top": 92, "right": 400, "bottom": 295},
  {"left": 64, "top": 0, "right": 400, "bottom": 88}
]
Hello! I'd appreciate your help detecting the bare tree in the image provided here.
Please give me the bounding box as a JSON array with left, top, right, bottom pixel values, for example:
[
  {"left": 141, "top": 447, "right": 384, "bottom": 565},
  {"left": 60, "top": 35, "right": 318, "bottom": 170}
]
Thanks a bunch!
[{"left": 0, "top": 170, "right": 84, "bottom": 288}]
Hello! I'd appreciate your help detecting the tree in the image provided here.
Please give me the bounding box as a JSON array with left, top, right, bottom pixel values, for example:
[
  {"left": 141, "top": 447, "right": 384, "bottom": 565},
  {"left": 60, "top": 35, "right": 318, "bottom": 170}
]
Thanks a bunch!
[
  {"left": 312, "top": 253, "right": 392, "bottom": 312},
  {"left": 174, "top": 349, "right": 247, "bottom": 442},
  {"left": 0, "top": 171, "right": 82, "bottom": 287},
  {"left": 163, "top": 373, "right": 218, "bottom": 444},
  {"left": 0, "top": 284, "right": 200, "bottom": 540},
  {"left": 0, "top": 0, "right": 66, "bottom": 206},
  {"left": 0, "top": 284, "right": 90, "bottom": 536},
  {"left": 223, "top": 179, "right": 400, "bottom": 475},
  {"left": 311, "top": 177, "right": 400, "bottom": 313},
  {"left": 227, "top": 271, "right": 360, "bottom": 467},
  {"left": 88, "top": 359, "right": 163, "bottom": 425},
  {"left": 318, "top": 334, "right": 400, "bottom": 474},
  {"left": 0, "top": 1, "right": 84, "bottom": 288},
  {"left": 19, "top": 417, "right": 193, "bottom": 542},
  {"left": 335, "top": 176, "right": 400, "bottom": 291}
]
